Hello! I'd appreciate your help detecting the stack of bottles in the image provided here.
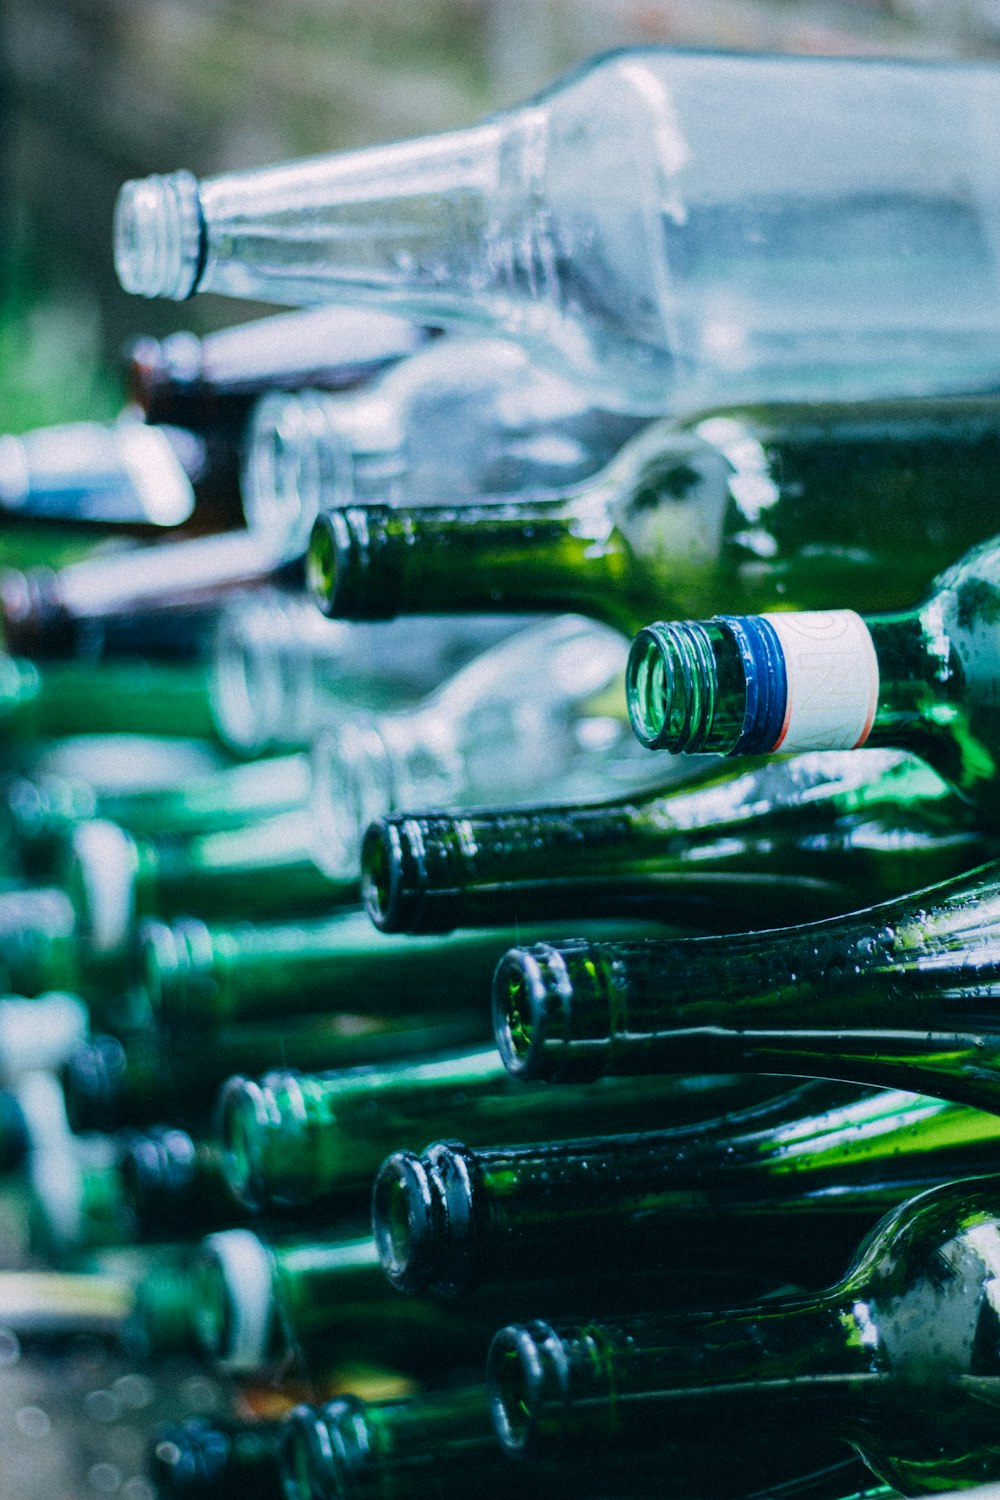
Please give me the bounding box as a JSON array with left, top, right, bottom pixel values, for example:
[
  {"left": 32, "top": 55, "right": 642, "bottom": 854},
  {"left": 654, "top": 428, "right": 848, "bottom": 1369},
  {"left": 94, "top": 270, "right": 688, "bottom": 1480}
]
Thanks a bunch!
[{"left": 9, "top": 39, "right": 1000, "bottom": 1498}]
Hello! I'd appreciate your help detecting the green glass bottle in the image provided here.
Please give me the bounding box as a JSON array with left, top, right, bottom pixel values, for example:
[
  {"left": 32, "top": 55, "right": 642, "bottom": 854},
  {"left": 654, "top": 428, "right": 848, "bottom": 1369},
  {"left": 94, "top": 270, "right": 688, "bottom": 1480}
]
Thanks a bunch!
[
  {"left": 125, "top": 1249, "right": 206, "bottom": 1359},
  {"left": 627, "top": 531, "right": 1000, "bottom": 827},
  {"left": 118, "top": 1125, "right": 250, "bottom": 1240},
  {"left": 138, "top": 910, "right": 667, "bottom": 1031},
  {"left": 148, "top": 1415, "right": 284, "bottom": 1499},
  {"left": 362, "top": 748, "right": 989, "bottom": 935},
  {"left": 0, "top": 1266, "right": 136, "bottom": 1349},
  {"left": 374, "top": 1087, "right": 1000, "bottom": 1300},
  {"left": 0, "top": 657, "right": 218, "bottom": 742},
  {"left": 492, "top": 858, "right": 1000, "bottom": 1106},
  {"left": 60, "top": 1012, "right": 492, "bottom": 1135},
  {"left": 279, "top": 1387, "right": 509, "bottom": 1500},
  {"left": 307, "top": 398, "right": 1000, "bottom": 630},
  {"left": 218, "top": 1048, "right": 775, "bottom": 1213},
  {"left": 487, "top": 1175, "right": 1000, "bottom": 1494},
  {"left": 0, "top": 886, "right": 79, "bottom": 996},
  {"left": 64, "top": 810, "right": 347, "bottom": 966},
  {"left": 192, "top": 1226, "right": 495, "bottom": 1382}
]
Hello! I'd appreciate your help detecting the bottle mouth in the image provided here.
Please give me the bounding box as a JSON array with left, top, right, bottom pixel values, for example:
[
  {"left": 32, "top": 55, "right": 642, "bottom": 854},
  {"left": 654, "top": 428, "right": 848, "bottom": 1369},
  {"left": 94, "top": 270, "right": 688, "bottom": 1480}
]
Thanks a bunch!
[
  {"left": 487, "top": 1321, "right": 567, "bottom": 1459},
  {"left": 371, "top": 1150, "right": 436, "bottom": 1294},
  {"left": 492, "top": 944, "right": 572, "bottom": 1082},
  {"left": 243, "top": 391, "right": 339, "bottom": 555},
  {"left": 65, "top": 819, "right": 137, "bottom": 958},
  {"left": 361, "top": 815, "right": 467, "bottom": 935},
  {"left": 626, "top": 620, "right": 720, "bottom": 752},
  {"left": 113, "top": 170, "right": 204, "bottom": 300},
  {"left": 283, "top": 1396, "right": 368, "bottom": 1500},
  {"left": 310, "top": 722, "right": 390, "bottom": 882},
  {"left": 210, "top": 601, "right": 288, "bottom": 756},
  {"left": 150, "top": 1419, "right": 229, "bottom": 1491},
  {"left": 216, "top": 1075, "right": 269, "bottom": 1211},
  {"left": 194, "top": 1229, "right": 274, "bottom": 1371},
  {"left": 138, "top": 916, "right": 216, "bottom": 1025},
  {"left": 307, "top": 507, "right": 398, "bottom": 620}
]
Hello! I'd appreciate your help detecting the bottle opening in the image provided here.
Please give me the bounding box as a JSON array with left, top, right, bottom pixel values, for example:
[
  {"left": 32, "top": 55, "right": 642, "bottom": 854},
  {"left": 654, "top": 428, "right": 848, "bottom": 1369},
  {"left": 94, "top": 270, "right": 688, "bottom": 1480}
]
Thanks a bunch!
[
  {"left": 217, "top": 1077, "right": 265, "bottom": 1210},
  {"left": 210, "top": 607, "right": 285, "bottom": 756},
  {"left": 487, "top": 1324, "right": 551, "bottom": 1458},
  {"left": 360, "top": 820, "right": 398, "bottom": 929},
  {"left": 113, "top": 171, "right": 204, "bottom": 301},
  {"left": 372, "top": 1152, "right": 434, "bottom": 1293},
  {"left": 306, "top": 507, "right": 398, "bottom": 621},
  {"left": 492, "top": 949, "right": 549, "bottom": 1079},
  {"left": 280, "top": 1407, "right": 321, "bottom": 1500},
  {"left": 626, "top": 620, "right": 724, "bottom": 752},
  {"left": 309, "top": 723, "right": 388, "bottom": 883},
  {"left": 242, "top": 393, "right": 321, "bottom": 554}
]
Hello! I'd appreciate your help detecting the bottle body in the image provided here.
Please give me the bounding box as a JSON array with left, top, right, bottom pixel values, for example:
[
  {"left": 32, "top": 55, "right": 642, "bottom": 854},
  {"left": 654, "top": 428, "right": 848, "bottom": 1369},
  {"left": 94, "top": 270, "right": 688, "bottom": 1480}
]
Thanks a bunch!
[{"left": 116, "top": 51, "right": 1000, "bottom": 414}]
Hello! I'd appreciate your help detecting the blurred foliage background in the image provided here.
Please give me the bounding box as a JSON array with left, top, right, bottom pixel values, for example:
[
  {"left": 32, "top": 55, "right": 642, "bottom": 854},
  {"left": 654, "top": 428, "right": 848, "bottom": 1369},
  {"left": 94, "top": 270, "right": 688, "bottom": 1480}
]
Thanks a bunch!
[{"left": 5, "top": 0, "right": 1000, "bottom": 436}]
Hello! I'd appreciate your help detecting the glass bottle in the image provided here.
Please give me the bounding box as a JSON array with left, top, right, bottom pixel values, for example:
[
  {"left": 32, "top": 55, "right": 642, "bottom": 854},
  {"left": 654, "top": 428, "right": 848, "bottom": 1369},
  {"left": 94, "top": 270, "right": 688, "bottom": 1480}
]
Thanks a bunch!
[
  {"left": 492, "top": 857, "right": 1000, "bottom": 1105},
  {"left": 0, "top": 886, "right": 79, "bottom": 997},
  {"left": 0, "top": 526, "right": 301, "bottom": 660},
  {"left": 113, "top": 50, "right": 1000, "bottom": 414},
  {"left": 361, "top": 748, "right": 990, "bottom": 934},
  {"left": 138, "top": 909, "right": 666, "bottom": 1033},
  {"left": 0, "top": 658, "right": 218, "bottom": 743},
  {"left": 118, "top": 1125, "right": 250, "bottom": 1240},
  {"left": 59, "top": 1011, "right": 492, "bottom": 1136},
  {"left": 148, "top": 1415, "right": 284, "bottom": 1500},
  {"left": 0, "top": 992, "right": 89, "bottom": 1082},
  {"left": 217, "top": 1047, "right": 786, "bottom": 1213},
  {"left": 64, "top": 810, "right": 347, "bottom": 967},
  {"left": 244, "top": 335, "right": 646, "bottom": 546},
  {"left": 0, "top": 416, "right": 203, "bottom": 530},
  {"left": 192, "top": 1226, "right": 494, "bottom": 1382},
  {"left": 487, "top": 1175, "right": 1000, "bottom": 1495},
  {"left": 374, "top": 1086, "right": 1000, "bottom": 1299},
  {"left": 210, "top": 590, "right": 521, "bottom": 758},
  {"left": 126, "top": 305, "right": 430, "bottom": 434},
  {"left": 306, "top": 397, "right": 1000, "bottom": 632},
  {"left": 0, "top": 1266, "right": 135, "bottom": 1348},
  {"left": 309, "top": 613, "right": 694, "bottom": 882},
  {"left": 628, "top": 530, "right": 1000, "bottom": 826}
]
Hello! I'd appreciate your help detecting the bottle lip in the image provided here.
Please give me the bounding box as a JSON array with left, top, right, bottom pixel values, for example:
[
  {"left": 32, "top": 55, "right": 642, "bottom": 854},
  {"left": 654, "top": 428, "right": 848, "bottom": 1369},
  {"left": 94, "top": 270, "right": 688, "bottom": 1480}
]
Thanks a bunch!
[
  {"left": 196, "top": 1228, "right": 274, "bottom": 1371},
  {"left": 306, "top": 506, "right": 398, "bottom": 621},
  {"left": 371, "top": 1149, "right": 436, "bottom": 1294},
  {"left": 311, "top": 722, "right": 390, "bottom": 882},
  {"left": 492, "top": 943, "right": 574, "bottom": 1082},
  {"left": 487, "top": 1320, "right": 567, "bottom": 1459},
  {"left": 67, "top": 819, "right": 138, "bottom": 957},
  {"left": 216, "top": 1074, "right": 270, "bottom": 1211},
  {"left": 113, "top": 170, "right": 205, "bottom": 301}
]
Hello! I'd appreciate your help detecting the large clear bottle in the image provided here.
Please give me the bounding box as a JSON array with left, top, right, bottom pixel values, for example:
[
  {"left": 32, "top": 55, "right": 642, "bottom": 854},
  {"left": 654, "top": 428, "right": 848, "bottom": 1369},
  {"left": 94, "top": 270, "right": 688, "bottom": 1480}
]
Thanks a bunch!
[{"left": 115, "top": 49, "right": 1000, "bottom": 413}]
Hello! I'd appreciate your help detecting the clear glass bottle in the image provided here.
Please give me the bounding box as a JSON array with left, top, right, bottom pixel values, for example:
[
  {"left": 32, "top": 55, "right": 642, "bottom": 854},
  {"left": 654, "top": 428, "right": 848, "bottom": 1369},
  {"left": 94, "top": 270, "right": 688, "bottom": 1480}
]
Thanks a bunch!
[
  {"left": 210, "top": 590, "right": 520, "bottom": 758},
  {"left": 306, "top": 397, "right": 1000, "bottom": 633},
  {"left": 126, "top": 304, "right": 430, "bottom": 433},
  {"left": 308, "top": 614, "right": 693, "bottom": 882},
  {"left": 486, "top": 1175, "right": 1000, "bottom": 1495},
  {"left": 243, "top": 335, "right": 646, "bottom": 547},
  {"left": 627, "top": 532, "right": 1000, "bottom": 829},
  {"left": 361, "top": 748, "right": 990, "bottom": 934},
  {"left": 217, "top": 1047, "right": 780, "bottom": 1213},
  {"left": 374, "top": 1086, "right": 1000, "bottom": 1299},
  {"left": 492, "top": 856, "right": 1000, "bottom": 1107},
  {"left": 114, "top": 50, "right": 1000, "bottom": 414}
]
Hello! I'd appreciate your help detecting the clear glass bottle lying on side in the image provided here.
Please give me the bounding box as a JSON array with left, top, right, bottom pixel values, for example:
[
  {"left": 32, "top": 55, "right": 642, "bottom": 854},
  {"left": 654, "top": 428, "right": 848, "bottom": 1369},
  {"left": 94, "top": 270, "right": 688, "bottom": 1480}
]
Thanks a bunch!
[
  {"left": 138, "top": 910, "right": 667, "bottom": 1033},
  {"left": 244, "top": 335, "right": 647, "bottom": 545},
  {"left": 627, "top": 531, "right": 1000, "bottom": 827},
  {"left": 126, "top": 305, "right": 431, "bottom": 434},
  {"left": 114, "top": 50, "right": 1000, "bottom": 413},
  {"left": 309, "top": 613, "right": 696, "bottom": 882},
  {"left": 374, "top": 1086, "right": 1000, "bottom": 1300},
  {"left": 361, "top": 748, "right": 990, "bottom": 934},
  {"left": 210, "top": 591, "right": 522, "bottom": 758},
  {"left": 0, "top": 417, "right": 212, "bottom": 531},
  {"left": 306, "top": 397, "right": 1000, "bottom": 633},
  {"left": 487, "top": 1175, "right": 1000, "bottom": 1496},
  {"left": 217, "top": 1047, "right": 796, "bottom": 1214},
  {"left": 493, "top": 857, "right": 1000, "bottom": 1106},
  {"left": 148, "top": 1414, "right": 285, "bottom": 1500}
]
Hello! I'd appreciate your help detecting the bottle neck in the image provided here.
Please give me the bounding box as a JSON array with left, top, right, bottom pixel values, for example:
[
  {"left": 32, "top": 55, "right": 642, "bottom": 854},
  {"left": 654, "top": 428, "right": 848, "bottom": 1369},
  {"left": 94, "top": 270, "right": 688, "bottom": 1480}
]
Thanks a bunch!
[
  {"left": 488, "top": 1292, "right": 874, "bottom": 1464},
  {"left": 360, "top": 749, "right": 983, "bottom": 934},
  {"left": 307, "top": 493, "right": 637, "bottom": 628},
  {"left": 115, "top": 120, "right": 515, "bottom": 310},
  {"left": 148, "top": 1416, "right": 283, "bottom": 1500},
  {"left": 492, "top": 862, "right": 1000, "bottom": 1096}
]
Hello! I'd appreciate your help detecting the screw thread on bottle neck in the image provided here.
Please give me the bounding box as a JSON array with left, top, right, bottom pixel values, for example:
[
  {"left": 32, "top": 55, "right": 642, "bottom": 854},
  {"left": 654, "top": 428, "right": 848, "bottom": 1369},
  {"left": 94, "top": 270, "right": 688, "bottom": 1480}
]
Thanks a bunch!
[{"left": 113, "top": 171, "right": 205, "bottom": 300}]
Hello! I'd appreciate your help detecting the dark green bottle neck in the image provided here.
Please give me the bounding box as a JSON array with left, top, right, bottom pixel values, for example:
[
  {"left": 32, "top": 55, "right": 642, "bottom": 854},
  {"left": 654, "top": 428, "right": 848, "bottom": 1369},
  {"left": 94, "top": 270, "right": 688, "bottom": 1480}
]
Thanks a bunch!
[
  {"left": 374, "top": 1087, "right": 999, "bottom": 1297},
  {"left": 492, "top": 861, "right": 1000, "bottom": 1098},
  {"left": 362, "top": 749, "right": 986, "bottom": 934},
  {"left": 149, "top": 1415, "right": 284, "bottom": 1499},
  {"left": 307, "top": 494, "right": 647, "bottom": 632}
]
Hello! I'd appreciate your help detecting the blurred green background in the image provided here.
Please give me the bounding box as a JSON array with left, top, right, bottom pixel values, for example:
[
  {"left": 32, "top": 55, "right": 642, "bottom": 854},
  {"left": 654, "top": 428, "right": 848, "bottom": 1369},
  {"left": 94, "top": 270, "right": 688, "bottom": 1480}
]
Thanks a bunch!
[{"left": 4, "top": 0, "right": 1000, "bottom": 437}]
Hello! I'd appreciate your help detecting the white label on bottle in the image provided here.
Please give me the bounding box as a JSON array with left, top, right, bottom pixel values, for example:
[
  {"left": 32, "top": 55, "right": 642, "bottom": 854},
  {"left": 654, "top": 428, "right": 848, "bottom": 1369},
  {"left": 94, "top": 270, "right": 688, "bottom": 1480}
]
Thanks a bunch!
[{"left": 762, "top": 610, "right": 879, "bottom": 752}]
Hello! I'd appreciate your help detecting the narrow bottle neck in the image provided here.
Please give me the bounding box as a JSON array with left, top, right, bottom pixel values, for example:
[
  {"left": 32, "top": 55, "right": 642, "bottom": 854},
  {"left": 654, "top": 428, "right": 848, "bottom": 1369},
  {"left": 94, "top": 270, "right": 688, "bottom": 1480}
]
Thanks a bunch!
[
  {"left": 115, "top": 121, "right": 513, "bottom": 309},
  {"left": 149, "top": 1416, "right": 283, "bottom": 1500},
  {"left": 307, "top": 493, "right": 635, "bottom": 627},
  {"left": 492, "top": 863, "right": 1000, "bottom": 1086},
  {"left": 489, "top": 1293, "right": 872, "bottom": 1463}
]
